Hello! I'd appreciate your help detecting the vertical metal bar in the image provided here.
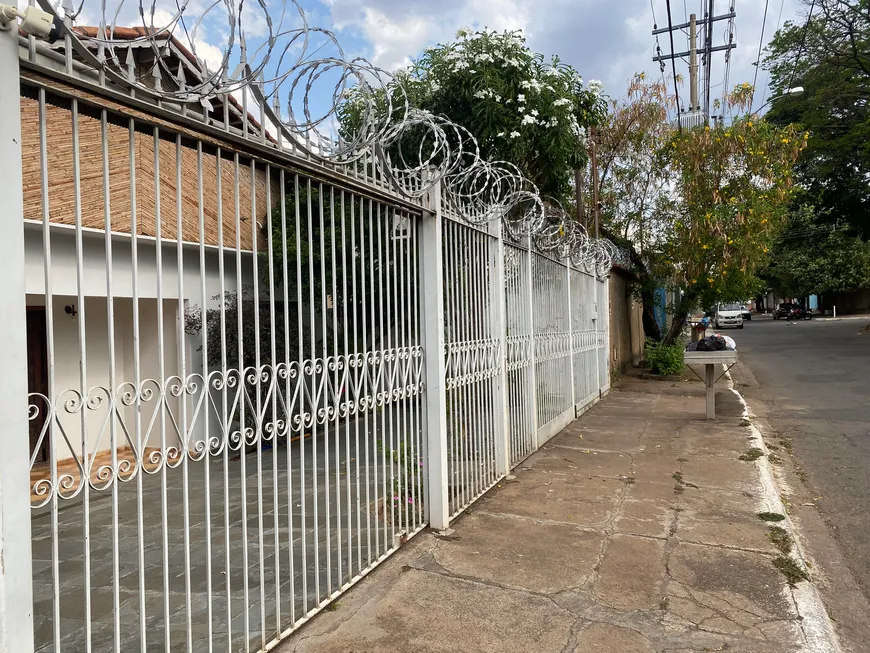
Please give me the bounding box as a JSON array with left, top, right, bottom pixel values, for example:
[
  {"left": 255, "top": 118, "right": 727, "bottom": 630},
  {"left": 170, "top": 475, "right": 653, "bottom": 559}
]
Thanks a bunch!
[
  {"left": 396, "top": 211, "right": 410, "bottom": 534},
  {"left": 128, "top": 116, "right": 146, "bottom": 653},
  {"left": 100, "top": 109, "right": 122, "bottom": 653},
  {"left": 317, "top": 182, "right": 331, "bottom": 599},
  {"left": 366, "top": 198, "right": 379, "bottom": 557},
  {"left": 250, "top": 161, "right": 266, "bottom": 650},
  {"left": 488, "top": 223, "right": 510, "bottom": 477},
  {"left": 526, "top": 241, "right": 538, "bottom": 445},
  {"left": 216, "top": 148, "right": 234, "bottom": 653},
  {"left": 174, "top": 133, "right": 193, "bottom": 653},
  {"left": 278, "top": 169, "right": 296, "bottom": 626},
  {"left": 419, "top": 181, "right": 449, "bottom": 530},
  {"left": 328, "top": 186, "right": 342, "bottom": 588},
  {"left": 152, "top": 127, "right": 170, "bottom": 653},
  {"left": 195, "top": 141, "right": 214, "bottom": 653},
  {"left": 72, "top": 98, "right": 94, "bottom": 653},
  {"left": 37, "top": 85, "right": 60, "bottom": 653},
  {"left": 410, "top": 216, "right": 422, "bottom": 527},
  {"left": 295, "top": 174, "right": 308, "bottom": 616},
  {"left": 233, "top": 153, "right": 250, "bottom": 652},
  {"left": 339, "top": 190, "right": 353, "bottom": 583},
  {"left": 375, "top": 203, "right": 391, "bottom": 543},
  {"left": 350, "top": 194, "right": 367, "bottom": 571},
  {"left": 307, "top": 179, "right": 320, "bottom": 604},
  {"left": 265, "top": 164, "right": 281, "bottom": 635},
  {"left": 0, "top": 27, "right": 35, "bottom": 653}
]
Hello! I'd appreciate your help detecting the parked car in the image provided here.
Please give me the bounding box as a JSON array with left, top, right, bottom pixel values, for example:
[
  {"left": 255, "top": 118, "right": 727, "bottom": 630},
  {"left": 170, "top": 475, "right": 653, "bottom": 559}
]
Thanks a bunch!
[
  {"left": 741, "top": 305, "right": 752, "bottom": 321},
  {"left": 715, "top": 303, "right": 744, "bottom": 329},
  {"left": 773, "top": 303, "right": 796, "bottom": 320}
]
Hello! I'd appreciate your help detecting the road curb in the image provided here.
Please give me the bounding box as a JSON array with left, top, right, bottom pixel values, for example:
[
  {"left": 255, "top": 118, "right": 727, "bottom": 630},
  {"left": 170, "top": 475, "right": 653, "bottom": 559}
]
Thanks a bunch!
[{"left": 726, "top": 373, "right": 842, "bottom": 653}]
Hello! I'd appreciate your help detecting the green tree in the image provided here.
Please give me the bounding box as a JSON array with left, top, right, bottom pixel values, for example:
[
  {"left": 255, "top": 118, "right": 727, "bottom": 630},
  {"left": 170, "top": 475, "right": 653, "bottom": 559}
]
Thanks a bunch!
[
  {"left": 339, "top": 28, "right": 607, "bottom": 207},
  {"left": 763, "top": 0, "right": 870, "bottom": 237},
  {"left": 764, "top": 204, "right": 870, "bottom": 297},
  {"left": 658, "top": 83, "right": 806, "bottom": 344},
  {"left": 595, "top": 73, "right": 676, "bottom": 340}
]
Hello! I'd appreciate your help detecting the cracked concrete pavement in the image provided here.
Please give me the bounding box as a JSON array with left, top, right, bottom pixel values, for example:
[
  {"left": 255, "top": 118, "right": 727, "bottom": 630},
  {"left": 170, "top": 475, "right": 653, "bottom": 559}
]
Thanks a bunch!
[{"left": 276, "top": 376, "right": 839, "bottom": 653}]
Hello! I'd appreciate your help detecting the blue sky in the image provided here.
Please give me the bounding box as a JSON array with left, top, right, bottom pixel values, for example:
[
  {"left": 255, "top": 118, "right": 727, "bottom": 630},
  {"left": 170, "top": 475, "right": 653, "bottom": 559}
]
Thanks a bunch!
[{"left": 70, "top": 0, "right": 808, "bottom": 128}]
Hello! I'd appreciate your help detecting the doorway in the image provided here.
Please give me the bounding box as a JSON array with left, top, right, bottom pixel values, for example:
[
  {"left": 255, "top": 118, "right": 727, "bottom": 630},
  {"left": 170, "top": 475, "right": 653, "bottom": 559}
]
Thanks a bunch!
[{"left": 27, "top": 307, "right": 49, "bottom": 463}]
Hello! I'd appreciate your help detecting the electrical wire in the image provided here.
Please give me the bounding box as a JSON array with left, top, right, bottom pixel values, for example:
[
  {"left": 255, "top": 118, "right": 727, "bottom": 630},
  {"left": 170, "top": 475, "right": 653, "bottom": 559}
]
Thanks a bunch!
[
  {"left": 759, "top": 0, "right": 787, "bottom": 110},
  {"left": 784, "top": 0, "right": 816, "bottom": 99},
  {"left": 750, "top": 0, "right": 770, "bottom": 111},
  {"left": 665, "top": 0, "right": 683, "bottom": 129},
  {"left": 651, "top": 0, "right": 673, "bottom": 122}
]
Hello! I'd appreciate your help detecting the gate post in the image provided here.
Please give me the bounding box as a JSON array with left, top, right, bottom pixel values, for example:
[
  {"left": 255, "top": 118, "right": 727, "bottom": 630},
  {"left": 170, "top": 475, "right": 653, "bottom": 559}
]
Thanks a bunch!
[
  {"left": 419, "top": 178, "right": 450, "bottom": 530},
  {"left": 0, "top": 25, "right": 36, "bottom": 653},
  {"left": 488, "top": 222, "right": 510, "bottom": 477}
]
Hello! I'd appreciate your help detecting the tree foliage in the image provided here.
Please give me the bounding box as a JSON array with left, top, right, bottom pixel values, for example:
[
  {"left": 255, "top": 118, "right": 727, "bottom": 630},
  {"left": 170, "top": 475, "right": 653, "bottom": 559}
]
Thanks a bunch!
[
  {"left": 764, "top": 204, "right": 870, "bottom": 297},
  {"left": 339, "top": 28, "right": 607, "bottom": 206},
  {"left": 658, "top": 84, "right": 806, "bottom": 342},
  {"left": 763, "top": 0, "right": 870, "bottom": 237},
  {"left": 595, "top": 73, "right": 675, "bottom": 339}
]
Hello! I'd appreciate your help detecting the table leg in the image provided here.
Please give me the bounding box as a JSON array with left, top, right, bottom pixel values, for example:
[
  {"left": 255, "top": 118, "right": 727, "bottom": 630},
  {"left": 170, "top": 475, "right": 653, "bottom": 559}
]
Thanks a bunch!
[{"left": 705, "top": 363, "right": 715, "bottom": 420}]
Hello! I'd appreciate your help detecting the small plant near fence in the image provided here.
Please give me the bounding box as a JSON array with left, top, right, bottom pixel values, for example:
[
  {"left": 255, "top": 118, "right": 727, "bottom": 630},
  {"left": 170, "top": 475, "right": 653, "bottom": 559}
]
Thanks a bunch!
[
  {"left": 377, "top": 440, "right": 425, "bottom": 524},
  {"left": 644, "top": 338, "right": 685, "bottom": 376}
]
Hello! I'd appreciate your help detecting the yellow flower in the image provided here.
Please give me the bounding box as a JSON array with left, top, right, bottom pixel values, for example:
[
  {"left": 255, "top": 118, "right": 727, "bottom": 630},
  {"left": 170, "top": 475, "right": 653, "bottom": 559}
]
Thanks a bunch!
[
  {"left": 722, "top": 270, "right": 727, "bottom": 276},
  {"left": 708, "top": 277, "right": 715, "bottom": 284},
  {"left": 727, "top": 238, "right": 733, "bottom": 244},
  {"left": 748, "top": 121, "right": 753, "bottom": 127},
  {"left": 763, "top": 247, "right": 769, "bottom": 253},
  {"left": 702, "top": 244, "right": 709, "bottom": 250},
  {"left": 761, "top": 218, "right": 768, "bottom": 224},
  {"left": 782, "top": 138, "right": 789, "bottom": 144}
]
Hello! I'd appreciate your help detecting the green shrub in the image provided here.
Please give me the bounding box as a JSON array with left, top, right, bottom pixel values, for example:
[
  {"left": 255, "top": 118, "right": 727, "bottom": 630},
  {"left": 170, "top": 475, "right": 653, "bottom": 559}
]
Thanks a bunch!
[{"left": 644, "top": 338, "right": 685, "bottom": 376}]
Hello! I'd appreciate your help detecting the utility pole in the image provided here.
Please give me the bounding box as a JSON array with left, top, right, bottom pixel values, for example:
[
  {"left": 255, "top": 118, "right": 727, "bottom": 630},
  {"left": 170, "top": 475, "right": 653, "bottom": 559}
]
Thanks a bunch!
[
  {"left": 653, "top": 5, "right": 736, "bottom": 125},
  {"left": 689, "top": 14, "right": 699, "bottom": 111},
  {"left": 590, "top": 127, "right": 600, "bottom": 240}
]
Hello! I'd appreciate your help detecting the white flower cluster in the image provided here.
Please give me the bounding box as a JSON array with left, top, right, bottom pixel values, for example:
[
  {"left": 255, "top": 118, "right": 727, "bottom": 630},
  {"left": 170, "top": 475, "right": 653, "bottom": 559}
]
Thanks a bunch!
[
  {"left": 521, "top": 114, "right": 537, "bottom": 125},
  {"left": 553, "top": 98, "right": 573, "bottom": 108},
  {"left": 587, "top": 79, "right": 603, "bottom": 94},
  {"left": 520, "top": 79, "right": 543, "bottom": 93},
  {"left": 473, "top": 88, "right": 502, "bottom": 101}
]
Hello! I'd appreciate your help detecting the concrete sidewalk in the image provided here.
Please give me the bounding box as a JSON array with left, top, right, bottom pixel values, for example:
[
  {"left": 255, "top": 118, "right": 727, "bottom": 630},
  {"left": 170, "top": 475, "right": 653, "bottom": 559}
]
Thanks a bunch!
[{"left": 278, "top": 376, "right": 839, "bottom": 653}]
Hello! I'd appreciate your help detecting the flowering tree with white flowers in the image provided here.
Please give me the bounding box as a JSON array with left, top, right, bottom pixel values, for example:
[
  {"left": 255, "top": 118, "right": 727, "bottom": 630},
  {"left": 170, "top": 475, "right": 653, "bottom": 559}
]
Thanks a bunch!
[{"left": 339, "top": 28, "right": 607, "bottom": 205}]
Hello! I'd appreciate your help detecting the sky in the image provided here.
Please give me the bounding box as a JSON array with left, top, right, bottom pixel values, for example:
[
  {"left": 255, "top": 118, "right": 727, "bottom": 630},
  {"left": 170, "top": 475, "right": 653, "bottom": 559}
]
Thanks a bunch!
[
  {"left": 60, "top": 0, "right": 810, "bottom": 129},
  {"left": 321, "top": 0, "right": 809, "bottom": 113}
]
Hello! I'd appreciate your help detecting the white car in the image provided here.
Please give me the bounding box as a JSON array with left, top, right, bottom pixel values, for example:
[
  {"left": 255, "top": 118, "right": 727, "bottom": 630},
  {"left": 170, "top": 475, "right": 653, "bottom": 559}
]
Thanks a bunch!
[{"left": 715, "top": 303, "right": 744, "bottom": 329}]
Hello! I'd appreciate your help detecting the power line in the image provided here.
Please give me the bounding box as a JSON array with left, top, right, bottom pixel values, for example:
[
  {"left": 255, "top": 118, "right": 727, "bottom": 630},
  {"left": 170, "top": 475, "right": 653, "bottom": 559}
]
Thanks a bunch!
[
  {"left": 750, "top": 0, "right": 771, "bottom": 112},
  {"left": 784, "top": 0, "right": 816, "bottom": 96},
  {"left": 665, "top": 0, "right": 684, "bottom": 129},
  {"left": 759, "top": 0, "right": 787, "bottom": 109}
]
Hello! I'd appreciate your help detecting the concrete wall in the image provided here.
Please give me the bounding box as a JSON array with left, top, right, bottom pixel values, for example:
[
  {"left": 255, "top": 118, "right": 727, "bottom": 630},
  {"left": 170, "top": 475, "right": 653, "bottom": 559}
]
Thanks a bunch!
[{"left": 608, "top": 270, "right": 644, "bottom": 374}]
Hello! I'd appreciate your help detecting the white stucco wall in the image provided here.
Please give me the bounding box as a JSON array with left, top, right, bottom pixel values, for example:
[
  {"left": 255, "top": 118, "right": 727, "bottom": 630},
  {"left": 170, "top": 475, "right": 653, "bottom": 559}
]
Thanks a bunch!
[{"left": 25, "top": 223, "right": 256, "bottom": 461}]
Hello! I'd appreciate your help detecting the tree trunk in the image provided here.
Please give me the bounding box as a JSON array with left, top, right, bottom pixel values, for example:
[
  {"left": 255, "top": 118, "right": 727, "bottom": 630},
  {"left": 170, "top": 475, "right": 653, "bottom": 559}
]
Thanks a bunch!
[{"left": 662, "top": 292, "right": 696, "bottom": 346}]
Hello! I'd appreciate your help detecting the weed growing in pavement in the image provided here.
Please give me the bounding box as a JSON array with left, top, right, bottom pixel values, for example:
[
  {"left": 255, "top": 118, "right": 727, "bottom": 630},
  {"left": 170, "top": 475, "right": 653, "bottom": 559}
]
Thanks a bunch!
[
  {"left": 739, "top": 448, "right": 764, "bottom": 461},
  {"left": 769, "top": 453, "right": 783, "bottom": 465},
  {"left": 768, "top": 526, "right": 793, "bottom": 554},
  {"left": 773, "top": 556, "right": 809, "bottom": 586},
  {"left": 757, "top": 512, "right": 786, "bottom": 522},
  {"left": 644, "top": 338, "right": 685, "bottom": 376}
]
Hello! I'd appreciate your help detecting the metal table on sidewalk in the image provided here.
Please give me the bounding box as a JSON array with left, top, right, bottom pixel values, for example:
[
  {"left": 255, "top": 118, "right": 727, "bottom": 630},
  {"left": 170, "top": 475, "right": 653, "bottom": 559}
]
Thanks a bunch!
[{"left": 684, "top": 351, "right": 738, "bottom": 420}]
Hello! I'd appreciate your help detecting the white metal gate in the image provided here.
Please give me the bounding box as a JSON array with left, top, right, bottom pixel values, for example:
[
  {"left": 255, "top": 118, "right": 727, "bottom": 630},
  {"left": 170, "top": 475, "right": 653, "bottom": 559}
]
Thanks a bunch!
[{"left": 2, "top": 10, "right": 617, "bottom": 653}]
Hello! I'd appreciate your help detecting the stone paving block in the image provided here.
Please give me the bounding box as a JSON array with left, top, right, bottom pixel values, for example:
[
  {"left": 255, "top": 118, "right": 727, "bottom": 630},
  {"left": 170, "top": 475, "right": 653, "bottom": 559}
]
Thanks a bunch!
[
  {"left": 573, "top": 622, "right": 656, "bottom": 652},
  {"left": 553, "top": 420, "right": 647, "bottom": 452},
  {"left": 676, "top": 513, "right": 779, "bottom": 553},
  {"left": 432, "top": 512, "right": 605, "bottom": 594},
  {"left": 614, "top": 483, "right": 678, "bottom": 538},
  {"left": 292, "top": 570, "right": 576, "bottom": 653},
  {"left": 592, "top": 534, "right": 667, "bottom": 612},
  {"left": 482, "top": 471, "right": 623, "bottom": 527},
  {"left": 630, "top": 452, "right": 687, "bottom": 485},
  {"left": 525, "top": 445, "right": 633, "bottom": 478},
  {"left": 680, "top": 455, "right": 763, "bottom": 494},
  {"left": 667, "top": 542, "right": 796, "bottom": 622}
]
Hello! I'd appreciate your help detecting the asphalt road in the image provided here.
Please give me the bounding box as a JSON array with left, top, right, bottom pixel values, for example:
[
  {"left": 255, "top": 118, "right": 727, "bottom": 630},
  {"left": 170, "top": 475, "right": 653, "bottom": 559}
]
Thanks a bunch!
[{"left": 734, "top": 315, "right": 870, "bottom": 598}]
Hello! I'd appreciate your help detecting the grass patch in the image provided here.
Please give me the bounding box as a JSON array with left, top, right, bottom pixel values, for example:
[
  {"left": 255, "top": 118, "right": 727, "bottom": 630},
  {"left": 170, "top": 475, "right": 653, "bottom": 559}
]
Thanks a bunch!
[
  {"left": 773, "top": 556, "right": 809, "bottom": 586},
  {"left": 739, "top": 448, "right": 764, "bottom": 462},
  {"left": 326, "top": 601, "right": 341, "bottom": 612},
  {"left": 768, "top": 526, "right": 793, "bottom": 554},
  {"left": 672, "top": 471, "right": 684, "bottom": 483},
  {"left": 769, "top": 453, "right": 783, "bottom": 465},
  {"left": 757, "top": 512, "right": 786, "bottom": 522}
]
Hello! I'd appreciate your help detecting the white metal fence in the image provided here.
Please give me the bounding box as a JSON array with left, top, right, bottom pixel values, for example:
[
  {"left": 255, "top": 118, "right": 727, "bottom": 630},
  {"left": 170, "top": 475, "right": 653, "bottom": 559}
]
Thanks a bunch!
[{"left": 2, "top": 15, "right": 613, "bottom": 653}]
